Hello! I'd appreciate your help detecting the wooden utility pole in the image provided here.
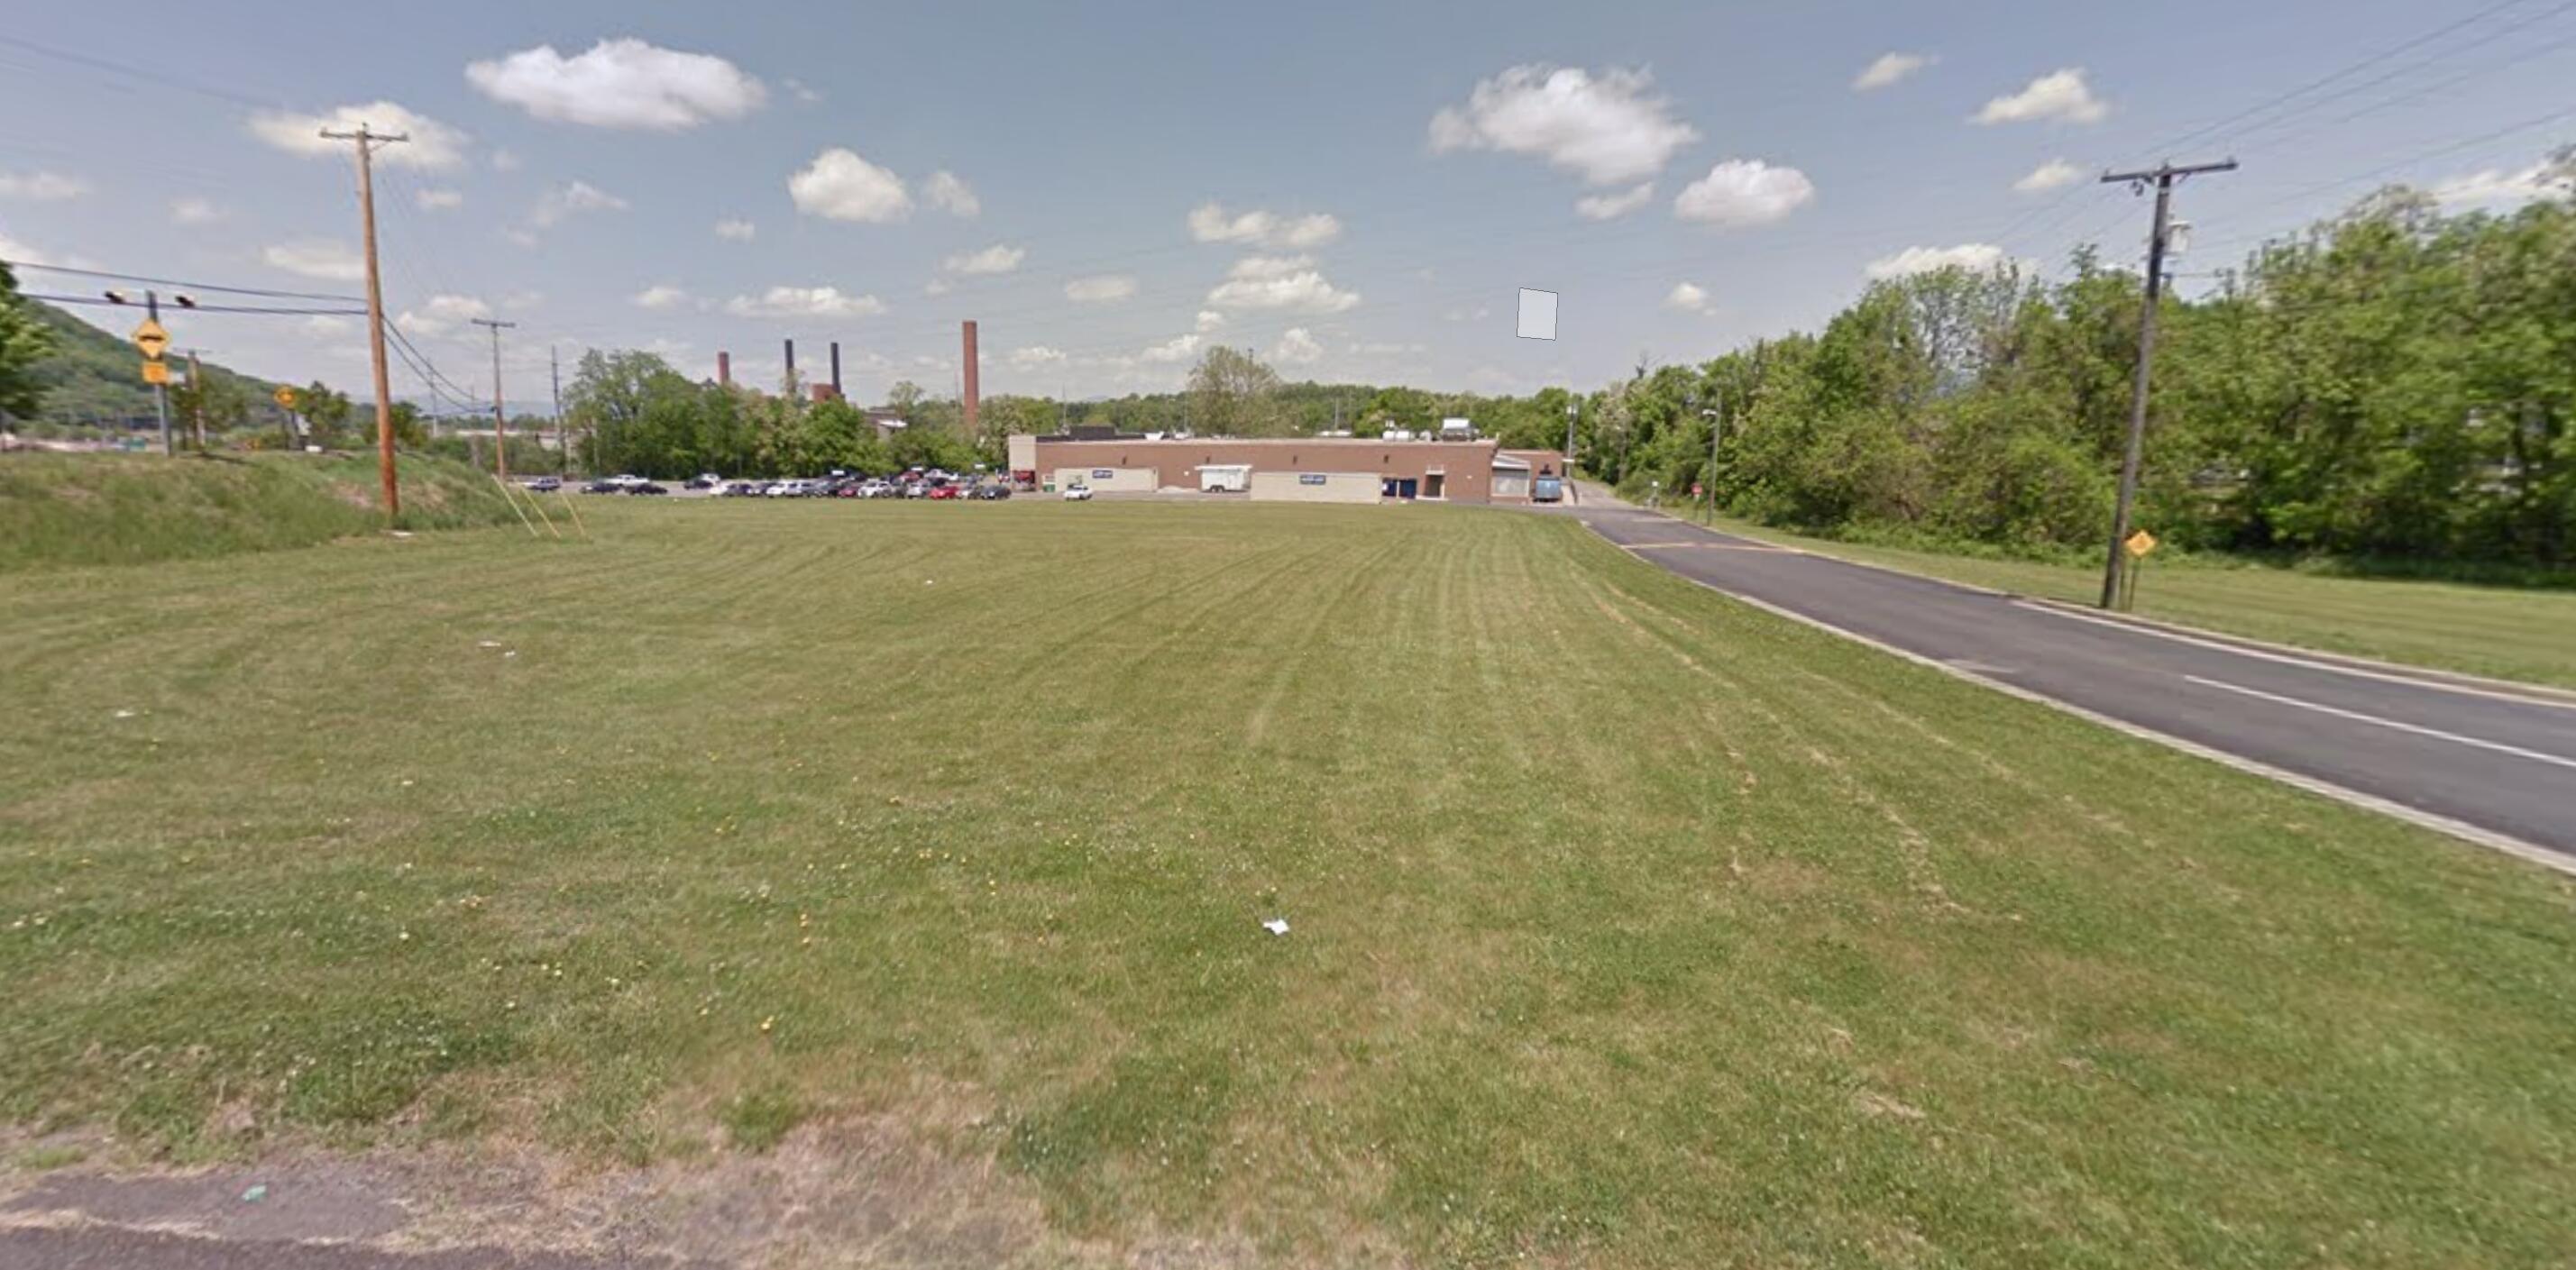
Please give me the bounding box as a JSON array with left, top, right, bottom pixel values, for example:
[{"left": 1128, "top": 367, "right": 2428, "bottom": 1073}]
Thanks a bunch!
[
  {"left": 1701, "top": 400, "right": 1723, "bottom": 524},
  {"left": 183, "top": 348, "right": 208, "bottom": 451},
  {"left": 471, "top": 317, "right": 518, "bottom": 480},
  {"left": 2097, "top": 158, "right": 2235, "bottom": 609},
  {"left": 550, "top": 343, "right": 565, "bottom": 474},
  {"left": 321, "top": 123, "right": 408, "bottom": 522}
]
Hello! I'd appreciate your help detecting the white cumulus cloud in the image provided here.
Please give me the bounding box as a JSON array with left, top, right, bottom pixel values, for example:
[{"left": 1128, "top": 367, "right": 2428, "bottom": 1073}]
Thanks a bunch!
[
  {"left": 724, "top": 286, "right": 886, "bottom": 319},
  {"left": 248, "top": 101, "right": 469, "bottom": 169},
  {"left": 1853, "top": 52, "right": 1933, "bottom": 91},
  {"left": 943, "top": 243, "right": 1024, "bottom": 275},
  {"left": 530, "top": 180, "right": 627, "bottom": 228},
  {"left": 1866, "top": 242, "right": 2011, "bottom": 279},
  {"left": 922, "top": 279, "right": 952, "bottom": 297},
  {"left": 1574, "top": 182, "right": 1655, "bottom": 221},
  {"left": 631, "top": 284, "right": 688, "bottom": 310},
  {"left": 465, "top": 38, "right": 765, "bottom": 130},
  {"left": 1975, "top": 69, "right": 2108, "bottom": 125},
  {"left": 0, "top": 170, "right": 88, "bottom": 201},
  {"left": 399, "top": 293, "right": 490, "bottom": 336},
  {"left": 923, "top": 170, "right": 980, "bottom": 216},
  {"left": 1064, "top": 275, "right": 1139, "bottom": 303},
  {"left": 714, "top": 217, "right": 756, "bottom": 242},
  {"left": 2013, "top": 160, "right": 2086, "bottom": 193},
  {"left": 790, "top": 148, "right": 911, "bottom": 223},
  {"left": 415, "top": 187, "right": 464, "bottom": 211},
  {"left": 170, "top": 196, "right": 222, "bottom": 225},
  {"left": 262, "top": 239, "right": 364, "bottom": 281},
  {"left": 1008, "top": 345, "right": 1067, "bottom": 369},
  {"left": 1187, "top": 202, "right": 1342, "bottom": 248},
  {"left": 1429, "top": 65, "right": 1699, "bottom": 186},
  {"left": 1664, "top": 281, "right": 1715, "bottom": 315},
  {"left": 1195, "top": 309, "right": 1226, "bottom": 332},
  {"left": 2430, "top": 161, "right": 2571, "bottom": 208},
  {"left": 1139, "top": 333, "right": 1205, "bottom": 364},
  {"left": 1205, "top": 254, "right": 1361, "bottom": 314},
  {"left": 1673, "top": 160, "right": 1815, "bottom": 228},
  {"left": 1272, "top": 327, "right": 1324, "bottom": 366}
]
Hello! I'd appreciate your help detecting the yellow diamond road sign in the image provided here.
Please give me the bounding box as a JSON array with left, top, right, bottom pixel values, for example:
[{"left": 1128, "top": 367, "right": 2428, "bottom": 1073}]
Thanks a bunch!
[
  {"left": 133, "top": 317, "right": 170, "bottom": 360},
  {"left": 2124, "top": 529, "right": 2159, "bottom": 558},
  {"left": 141, "top": 359, "right": 171, "bottom": 386},
  {"left": 274, "top": 386, "right": 300, "bottom": 409}
]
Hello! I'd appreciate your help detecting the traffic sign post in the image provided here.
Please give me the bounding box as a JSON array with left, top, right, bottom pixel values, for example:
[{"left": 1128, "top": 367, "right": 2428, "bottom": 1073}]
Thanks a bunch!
[
  {"left": 132, "top": 297, "right": 172, "bottom": 455},
  {"left": 2120, "top": 529, "right": 2158, "bottom": 611}
]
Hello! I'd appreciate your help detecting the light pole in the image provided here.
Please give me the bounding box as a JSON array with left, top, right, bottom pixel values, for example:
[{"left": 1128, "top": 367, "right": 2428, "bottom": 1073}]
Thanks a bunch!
[{"left": 1562, "top": 401, "right": 1579, "bottom": 505}]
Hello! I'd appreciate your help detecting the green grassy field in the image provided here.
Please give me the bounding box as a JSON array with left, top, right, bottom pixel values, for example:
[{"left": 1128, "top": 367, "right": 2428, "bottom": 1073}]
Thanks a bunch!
[
  {"left": 5, "top": 498, "right": 2574, "bottom": 1266},
  {"left": 0, "top": 452, "right": 519, "bottom": 572},
  {"left": 1684, "top": 510, "right": 2576, "bottom": 690}
]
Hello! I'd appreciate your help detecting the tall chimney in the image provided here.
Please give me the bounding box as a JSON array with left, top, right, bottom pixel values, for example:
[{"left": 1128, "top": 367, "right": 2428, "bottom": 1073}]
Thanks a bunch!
[
  {"left": 829, "top": 342, "right": 843, "bottom": 397},
  {"left": 716, "top": 351, "right": 731, "bottom": 387},
  {"left": 960, "top": 321, "right": 979, "bottom": 439},
  {"left": 783, "top": 339, "right": 796, "bottom": 387}
]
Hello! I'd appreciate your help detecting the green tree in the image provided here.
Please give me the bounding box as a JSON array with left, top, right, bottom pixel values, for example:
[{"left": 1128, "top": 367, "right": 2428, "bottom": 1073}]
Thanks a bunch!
[
  {"left": 1187, "top": 345, "right": 1283, "bottom": 436},
  {"left": 0, "top": 261, "right": 56, "bottom": 420}
]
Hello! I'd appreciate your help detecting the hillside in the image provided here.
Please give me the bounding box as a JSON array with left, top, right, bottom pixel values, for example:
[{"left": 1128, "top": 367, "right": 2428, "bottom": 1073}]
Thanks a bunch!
[
  {"left": 0, "top": 451, "right": 519, "bottom": 570},
  {"left": 22, "top": 300, "right": 282, "bottom": 425}
]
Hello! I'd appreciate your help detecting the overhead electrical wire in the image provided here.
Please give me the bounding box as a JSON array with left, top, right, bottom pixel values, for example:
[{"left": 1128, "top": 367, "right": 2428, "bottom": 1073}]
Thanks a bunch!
[{"left": 4, "top": 260, "right": 362, "bottom": 303}]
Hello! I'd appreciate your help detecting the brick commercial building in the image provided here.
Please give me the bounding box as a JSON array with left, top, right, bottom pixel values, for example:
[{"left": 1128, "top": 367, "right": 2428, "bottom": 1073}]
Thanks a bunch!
[{"left": 1007, "top": 434, "right": 1568, "bottom": 505}]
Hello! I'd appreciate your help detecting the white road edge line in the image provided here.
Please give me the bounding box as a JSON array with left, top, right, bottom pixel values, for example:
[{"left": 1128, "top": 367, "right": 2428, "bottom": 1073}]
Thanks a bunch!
[
  {"left": 2017, "top": 599, "right": 2576, "bottom": 712},
  {"left": 2183, "top": 675, "right": 2576, "bottom": 772},
  {"left": 1611, "top": 552, "right": 2576, "bottom": 879}
]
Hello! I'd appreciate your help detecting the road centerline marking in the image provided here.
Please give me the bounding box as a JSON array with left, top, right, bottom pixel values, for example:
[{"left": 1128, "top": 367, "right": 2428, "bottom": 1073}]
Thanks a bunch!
[{"left": 2182, "top": 675, "right": 2576, "bottom": 772}]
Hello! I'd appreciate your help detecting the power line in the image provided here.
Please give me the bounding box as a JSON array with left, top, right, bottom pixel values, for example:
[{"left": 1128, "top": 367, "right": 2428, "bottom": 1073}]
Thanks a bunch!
[
  {"left": 2147, "top": 0, "right": 2558, "bottom": 155},
  {"left": 3, "top": 260, "right": 362, "bottom": 303},
  {"left": 0, "top": 33, "right": 288, "bottom": 110},
  {"left": 23, "top": 293, "right": 366, "bottom": 315}
]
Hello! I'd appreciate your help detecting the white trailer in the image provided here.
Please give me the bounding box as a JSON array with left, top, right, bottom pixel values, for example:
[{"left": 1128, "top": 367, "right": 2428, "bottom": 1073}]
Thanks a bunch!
[{"left": 1196, "top": 463, "right": 1252, "bottom": 493}]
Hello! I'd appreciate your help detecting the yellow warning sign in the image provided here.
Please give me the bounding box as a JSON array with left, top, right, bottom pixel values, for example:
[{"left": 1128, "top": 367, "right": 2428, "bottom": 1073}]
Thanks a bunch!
[
  {"left": 2124, "top": 529, "right": 2159, "bottom": 558},
  {"left": 273, "top": 386, "right": 300, "bottom": 409},
  {"left": 141, "top": 359, "right": 171, "bottom": 386},
  {"left": 133, "top": 317, "right": 170, "bottom": 360}
]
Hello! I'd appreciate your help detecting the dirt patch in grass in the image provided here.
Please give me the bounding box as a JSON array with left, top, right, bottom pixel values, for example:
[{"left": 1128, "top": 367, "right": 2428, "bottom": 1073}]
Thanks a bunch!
[{"left": 0, "top": 1110, "right": 1282, "bottom": 1268}]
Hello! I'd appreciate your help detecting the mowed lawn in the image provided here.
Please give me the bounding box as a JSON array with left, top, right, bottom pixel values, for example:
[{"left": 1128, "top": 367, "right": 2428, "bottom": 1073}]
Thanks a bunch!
[
  {"left": 1692, "top": 511, "right": 2576, "bottom": 690},
  {"left": 5, "top": 498, "right": 2575, "bottom": 1267}
]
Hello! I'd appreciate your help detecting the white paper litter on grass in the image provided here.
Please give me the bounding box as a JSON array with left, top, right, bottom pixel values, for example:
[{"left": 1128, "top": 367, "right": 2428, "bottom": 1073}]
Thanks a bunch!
[
  {"left": 477, "top": 640, "right": 504, "bottom": 649},
  {"left": 1260, "top": 918, "right": 1289, "bottom": 937},
  {"left": 112, "top": 708, "right": 138, "bottom": 719}
]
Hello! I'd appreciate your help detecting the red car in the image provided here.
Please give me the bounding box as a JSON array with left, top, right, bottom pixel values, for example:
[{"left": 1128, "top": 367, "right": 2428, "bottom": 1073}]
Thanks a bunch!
[{"left": 927, "top": 484, "right": 962, "bottom": 499}]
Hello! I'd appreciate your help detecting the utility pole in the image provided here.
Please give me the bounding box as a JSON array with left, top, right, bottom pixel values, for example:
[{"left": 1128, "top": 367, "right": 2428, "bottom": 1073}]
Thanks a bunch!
[
  {"left": 1702, "top": 402, "right": 1722, "bottom": 524},
  {"left": 550, "top": 343, "right": 565, "bottom": 475},
  {"left": 321, "top": 123, "right": 408, "bottom": 522},
  {"left": 1562, "top": 401, "right": 1579, "bottom": 505},
  {"left": 2097, "top": 158, "right": 2235, "bottom": 609},
  {"left": 184, "top": 349, "right": 208, "bottom": 450},
  {"left": 472, "top": 317, "right": 518, "bottom": 480}
]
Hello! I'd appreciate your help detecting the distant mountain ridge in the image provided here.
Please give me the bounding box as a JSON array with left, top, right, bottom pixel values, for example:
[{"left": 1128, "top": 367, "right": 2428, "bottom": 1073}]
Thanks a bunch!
[{"left": 22, "top": 300, "right": 283, "bottom": 425}]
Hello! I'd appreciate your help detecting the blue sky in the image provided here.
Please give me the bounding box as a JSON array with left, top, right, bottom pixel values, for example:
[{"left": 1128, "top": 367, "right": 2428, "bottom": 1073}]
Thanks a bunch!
[{"left": 3, "top": 0, "right": 2571, "bottom": 413}]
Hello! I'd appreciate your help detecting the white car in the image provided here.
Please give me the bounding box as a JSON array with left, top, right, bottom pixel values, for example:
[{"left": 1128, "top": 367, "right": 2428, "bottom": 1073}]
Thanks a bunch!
[{"left": 1062, "top": 484, "right": 1094, "bottom": 501}]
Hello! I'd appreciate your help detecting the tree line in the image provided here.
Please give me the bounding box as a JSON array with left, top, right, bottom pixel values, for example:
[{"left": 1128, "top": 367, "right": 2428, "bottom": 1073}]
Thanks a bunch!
[{"left": 1586, "top": 160, "right": 2575, "bottom": 569}]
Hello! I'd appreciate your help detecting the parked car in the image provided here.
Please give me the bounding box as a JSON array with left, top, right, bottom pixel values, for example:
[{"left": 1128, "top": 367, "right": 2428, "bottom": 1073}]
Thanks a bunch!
[
  {"left": 972, "top": 483, "right": 1012, "bottom": 500},
  {"left": 902, "top": 481, "right": 930, "bottom": 498},
  {"left": 526, "top": 476, "right": 562, "bottom": 493},
  {"left": 1062, "top": 484, "right": 1094, "bottom": 501},
  {"left": 720, "top": 480, "right": 763, "bottom": 497},
  {"left": 628, "top": 481, "right": 669, "bottom": 495},
  {"left": 857, "top": 479, "right": 894, "bottom": 498},
  {"left": 928, "top": 484, "right": 962, "bottom": 500},
  {"left": 583, "top": 479, "right": 625, "bottom": 494},
  {"left": 684, "top": 473, "right": 722, "bottom": 491}
]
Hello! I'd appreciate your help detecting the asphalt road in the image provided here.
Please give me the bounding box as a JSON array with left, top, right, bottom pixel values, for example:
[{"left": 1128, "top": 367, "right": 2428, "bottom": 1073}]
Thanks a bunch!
[{"left": 1557, "top": 502, "right": 2576, "bottom": 868}]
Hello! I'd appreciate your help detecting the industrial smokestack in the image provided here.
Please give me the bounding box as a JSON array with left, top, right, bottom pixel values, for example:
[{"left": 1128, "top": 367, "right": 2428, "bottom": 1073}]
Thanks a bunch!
[
  {"left": 960, "top": 321, "right": 979, "bottom": 440},
  {"left": 783, "top": 339, "right": 796, "bottom": 387},
  {"left": 716, "top": 351, "right": 731, "bottom": 387},
  {"left": 830, "top": 342, "right": 842, "bottom": 397}
]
